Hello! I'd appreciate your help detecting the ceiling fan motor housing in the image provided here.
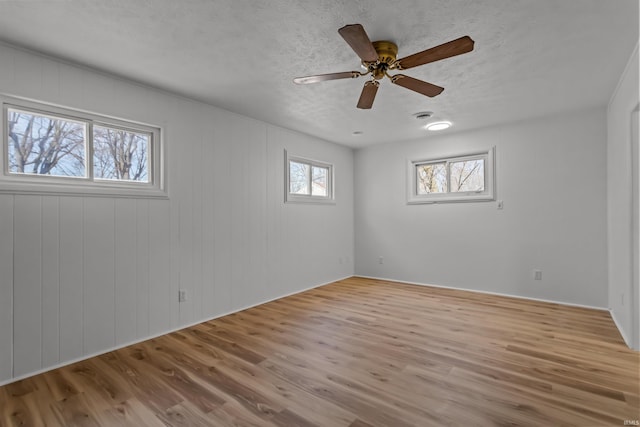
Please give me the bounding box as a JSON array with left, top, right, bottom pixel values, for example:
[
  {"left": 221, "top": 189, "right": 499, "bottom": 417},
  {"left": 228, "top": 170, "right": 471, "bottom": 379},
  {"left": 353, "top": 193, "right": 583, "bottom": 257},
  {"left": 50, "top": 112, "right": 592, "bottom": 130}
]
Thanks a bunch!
[
  {"left": 367, "top": 41, "right": 398, "bottom": 79},
  {"left": 371, "top": 41, "right": 398, "bottom": 65}
]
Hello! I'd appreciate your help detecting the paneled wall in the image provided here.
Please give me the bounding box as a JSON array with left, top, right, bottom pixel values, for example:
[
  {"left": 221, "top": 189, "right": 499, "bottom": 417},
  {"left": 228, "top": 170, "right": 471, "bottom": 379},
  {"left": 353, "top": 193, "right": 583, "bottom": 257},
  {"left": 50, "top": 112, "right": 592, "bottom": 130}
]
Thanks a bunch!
[
  {"left": 0, "top": 43, "right": 354, "bottom": 384},
  {"left": 354, "top": 107, "right": 609, "bottom": 309}
]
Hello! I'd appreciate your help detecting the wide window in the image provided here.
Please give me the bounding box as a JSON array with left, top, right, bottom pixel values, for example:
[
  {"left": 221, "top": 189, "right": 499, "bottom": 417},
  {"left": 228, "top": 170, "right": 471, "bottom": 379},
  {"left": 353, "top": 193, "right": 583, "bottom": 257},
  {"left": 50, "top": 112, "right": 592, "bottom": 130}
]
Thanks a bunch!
[
  {"left": 408, "top": 148, "right": 495, "bottom": 203},
  {"left": 1, "top": 96, "right": 165, "bottom": 198},
  {"left": 286, "top": 152, "right": 334, "bottom": 203}
]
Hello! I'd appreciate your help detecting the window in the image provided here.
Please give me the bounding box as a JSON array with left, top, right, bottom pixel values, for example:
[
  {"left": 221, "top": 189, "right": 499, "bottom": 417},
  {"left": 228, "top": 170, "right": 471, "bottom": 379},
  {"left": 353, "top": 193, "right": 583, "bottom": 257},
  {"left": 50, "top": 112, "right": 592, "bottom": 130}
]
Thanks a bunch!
[
  {"left": 285, "top": 151, "right": 334, "bottom": 203},
  {"left": 408, "top": 147, "right": 495, "bottom": 203},
  {"left": 1, "top": 96, "right": 165, "bottom": 198}
]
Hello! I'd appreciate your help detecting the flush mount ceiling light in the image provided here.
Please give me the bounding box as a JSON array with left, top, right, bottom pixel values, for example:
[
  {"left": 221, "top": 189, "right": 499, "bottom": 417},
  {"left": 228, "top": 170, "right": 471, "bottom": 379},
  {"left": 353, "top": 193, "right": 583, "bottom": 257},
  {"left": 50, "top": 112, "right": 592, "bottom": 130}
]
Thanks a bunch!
[{"left": 425, "top": 121, "right": 452, "bottom": 131}]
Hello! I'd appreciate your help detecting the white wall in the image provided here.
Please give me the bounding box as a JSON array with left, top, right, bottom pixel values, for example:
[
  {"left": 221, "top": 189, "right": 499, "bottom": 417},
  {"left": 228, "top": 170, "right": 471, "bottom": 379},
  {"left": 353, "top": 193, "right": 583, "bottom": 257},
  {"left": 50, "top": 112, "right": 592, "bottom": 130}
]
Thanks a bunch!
[
  {"left": 355, "top": 107, "right": 608, "bottom": 309},
  {"left": 0, "top": 43, "right": 354, "bottom": 384},
  {"left": 607, "top": 43, "right": 639, "bottom": 349}
]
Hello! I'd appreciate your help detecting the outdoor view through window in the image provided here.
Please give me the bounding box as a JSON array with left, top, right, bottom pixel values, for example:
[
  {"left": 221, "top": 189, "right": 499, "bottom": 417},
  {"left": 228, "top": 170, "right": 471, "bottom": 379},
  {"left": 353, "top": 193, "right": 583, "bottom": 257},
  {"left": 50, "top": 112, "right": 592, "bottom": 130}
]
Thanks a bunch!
[
  {"left": 408, "top": 148, "right": 494, "bottom": 203},
  {"left": 417, "top": 158, "right": 485, "bottom": 194},
  {"left": 286, "top": 153, "right": 333, "bottom": 203},
  {"left": 8, "top": 108, "right": 150, "bottom": 182},
  {"left": 289, "top": 161, "right": 328, "bottom": 197}
]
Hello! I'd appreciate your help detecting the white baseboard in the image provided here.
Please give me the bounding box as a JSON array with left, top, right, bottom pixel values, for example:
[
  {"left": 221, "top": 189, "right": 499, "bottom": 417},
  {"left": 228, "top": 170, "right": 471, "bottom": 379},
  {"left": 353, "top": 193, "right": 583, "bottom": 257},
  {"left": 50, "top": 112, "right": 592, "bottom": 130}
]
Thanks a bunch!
[
  {"left": 354, "top": 275, "right": 608, "bottom": 311},
  {"left": 0, "top": 275, "right": 352, "bottom": 387},
  {"left": 609, "top": 309, "right": 636, "bottom": 349}
]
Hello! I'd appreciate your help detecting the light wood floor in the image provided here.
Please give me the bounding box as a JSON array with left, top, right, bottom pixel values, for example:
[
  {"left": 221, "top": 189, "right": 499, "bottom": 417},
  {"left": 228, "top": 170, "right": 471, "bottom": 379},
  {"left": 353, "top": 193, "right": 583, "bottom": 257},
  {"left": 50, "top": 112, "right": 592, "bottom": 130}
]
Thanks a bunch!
[{"left": 1, "top": 277, "right": 638, "bottom": 426}]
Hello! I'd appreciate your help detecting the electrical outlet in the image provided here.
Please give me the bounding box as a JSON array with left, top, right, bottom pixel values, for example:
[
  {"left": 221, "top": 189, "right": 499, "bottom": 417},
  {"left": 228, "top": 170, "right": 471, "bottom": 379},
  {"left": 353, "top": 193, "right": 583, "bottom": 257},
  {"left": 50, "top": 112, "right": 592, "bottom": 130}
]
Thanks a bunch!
[
  {"left": 497, "top": 200, "right": 504, "bottom": 210},
  {"left": 179, "top": 289, "right": 187, "bottom": 302},
  {"left": 378, "top": 256, "right": 384, "bottom": 264},
  {"left": 339, "top": 257, "right": 343, "bottom": 265},
  {"left": 533, "top": 269, "right": 542, "bottom": 280},
  {"left": 621, "top": 293, "right": 625, "bottom": 306}
]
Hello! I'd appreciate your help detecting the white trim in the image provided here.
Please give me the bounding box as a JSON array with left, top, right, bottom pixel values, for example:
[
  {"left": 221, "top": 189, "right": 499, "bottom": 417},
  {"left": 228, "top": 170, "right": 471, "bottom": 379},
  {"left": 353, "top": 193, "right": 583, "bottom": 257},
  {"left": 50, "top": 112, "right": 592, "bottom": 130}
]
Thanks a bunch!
[
  {"left": 407, "top": 147, "right": 495, "bottom": 204},
  {"left": 355, "top": 275, "right": 608, "bottom": 311},
  {"left": 610, "top": 308, "right": 634, "bottom": 349},
  {"left": 632, "top": 105, "right": 640, "bottom": 351},
  {"left": 608, "top": 40, "right": 639, "bottom": 111},
  {"left": 0, "top": 275, "right": 352, "bottom": 386},
  {"left": 606, "top": 40, "right": 640, "bottom": 352}
]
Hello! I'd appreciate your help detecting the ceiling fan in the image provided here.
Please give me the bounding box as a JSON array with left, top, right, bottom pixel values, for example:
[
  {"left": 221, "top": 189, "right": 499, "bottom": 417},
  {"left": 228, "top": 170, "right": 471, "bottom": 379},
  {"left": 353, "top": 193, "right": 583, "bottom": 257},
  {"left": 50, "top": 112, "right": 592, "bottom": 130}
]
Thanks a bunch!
[{"left": 294, "top": 24, "right": 474, "bottom": 109}]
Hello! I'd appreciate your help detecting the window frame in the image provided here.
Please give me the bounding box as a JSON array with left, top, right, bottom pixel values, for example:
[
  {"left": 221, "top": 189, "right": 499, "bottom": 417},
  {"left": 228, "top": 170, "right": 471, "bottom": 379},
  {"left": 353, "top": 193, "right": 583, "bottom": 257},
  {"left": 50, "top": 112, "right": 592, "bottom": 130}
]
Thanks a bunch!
[
  {"left": 285, "top": 150, "right": 334, "bottom": 204},
  {"left": 0, "top": 95, "right": 166, "bottom": 198},
  {"left": 407, "top": 147, "right": 495, "bottom": 204}
]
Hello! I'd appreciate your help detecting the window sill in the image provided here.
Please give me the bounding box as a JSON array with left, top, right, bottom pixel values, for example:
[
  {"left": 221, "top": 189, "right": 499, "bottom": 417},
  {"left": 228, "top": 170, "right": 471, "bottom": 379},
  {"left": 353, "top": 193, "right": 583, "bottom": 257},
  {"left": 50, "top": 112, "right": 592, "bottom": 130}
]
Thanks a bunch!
[
  {"left": 407, "top": 193, "right": 494, "bottom": 204},
  {"left": 285, "top": 194, "right": 336, "bottom": 205},
  {"left": 0, "top": 179, "right": 168, "bottom": 199}
]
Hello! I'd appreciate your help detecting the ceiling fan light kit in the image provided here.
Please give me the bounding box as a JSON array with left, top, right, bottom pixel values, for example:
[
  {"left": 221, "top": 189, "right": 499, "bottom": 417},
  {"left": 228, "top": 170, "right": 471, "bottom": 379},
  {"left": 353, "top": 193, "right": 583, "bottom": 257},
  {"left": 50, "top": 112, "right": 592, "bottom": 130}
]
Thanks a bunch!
[{"left": 294, "top": 24, "right": 475, "bottom": 110}]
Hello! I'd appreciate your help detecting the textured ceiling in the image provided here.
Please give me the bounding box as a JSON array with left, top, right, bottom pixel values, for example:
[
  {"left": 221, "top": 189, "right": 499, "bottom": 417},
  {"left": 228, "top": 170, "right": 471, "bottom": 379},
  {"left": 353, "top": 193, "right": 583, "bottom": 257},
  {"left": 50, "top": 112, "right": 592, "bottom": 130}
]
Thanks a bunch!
[{"left": 0, "top": 0, "right": 637, "bottom": 148}]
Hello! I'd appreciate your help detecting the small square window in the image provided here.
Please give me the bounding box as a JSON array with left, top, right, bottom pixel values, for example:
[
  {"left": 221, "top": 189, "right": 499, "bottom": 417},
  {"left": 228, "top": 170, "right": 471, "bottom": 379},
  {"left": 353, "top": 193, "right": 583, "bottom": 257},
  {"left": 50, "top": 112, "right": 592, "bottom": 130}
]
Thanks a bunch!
[{"left": 285, "top": 151, "right": 334, "bottom": 203}]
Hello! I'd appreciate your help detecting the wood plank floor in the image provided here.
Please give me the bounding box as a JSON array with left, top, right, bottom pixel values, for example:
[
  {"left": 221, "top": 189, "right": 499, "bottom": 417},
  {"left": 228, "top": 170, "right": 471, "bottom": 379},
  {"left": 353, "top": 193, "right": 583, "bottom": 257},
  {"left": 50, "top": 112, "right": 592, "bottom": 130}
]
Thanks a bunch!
[{"left": 1, "top": 277, "right": 638, "bottom": 426}]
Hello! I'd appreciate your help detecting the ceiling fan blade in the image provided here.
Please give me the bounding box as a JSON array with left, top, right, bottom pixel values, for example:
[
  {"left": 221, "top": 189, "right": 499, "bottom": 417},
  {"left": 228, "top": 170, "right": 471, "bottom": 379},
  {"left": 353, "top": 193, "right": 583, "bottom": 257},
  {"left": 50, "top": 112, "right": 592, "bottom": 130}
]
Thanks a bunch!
[
  {"left": 293, "top": 71, "right": 362, "bottom": 84},
  {"left": 357, "top": 80, "right": 379, "bottom": 109},
  {"left": 396, "top": 36, "right": 475, "bottom": 70},
  {"left": 338, "top": 24, "right": 379, "bottom": 63},
  {"left": 390, "top": 74, "right": 444, "bottom": 97}
]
